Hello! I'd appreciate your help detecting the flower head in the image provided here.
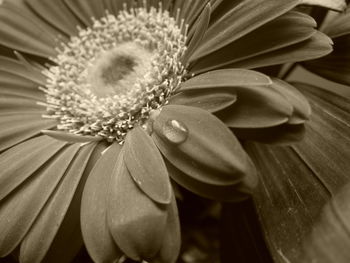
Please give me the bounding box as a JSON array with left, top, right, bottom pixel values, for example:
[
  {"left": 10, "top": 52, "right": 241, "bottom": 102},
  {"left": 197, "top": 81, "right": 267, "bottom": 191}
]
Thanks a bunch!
[{"left": 0, "top": 0, "right": 333, "bottom": 262}]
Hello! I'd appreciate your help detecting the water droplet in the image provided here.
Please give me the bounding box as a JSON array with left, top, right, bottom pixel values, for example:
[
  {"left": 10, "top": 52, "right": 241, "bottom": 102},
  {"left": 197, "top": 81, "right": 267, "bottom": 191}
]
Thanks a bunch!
[{"left": 162, "top": 119, "right": 189, "bottom": 144}]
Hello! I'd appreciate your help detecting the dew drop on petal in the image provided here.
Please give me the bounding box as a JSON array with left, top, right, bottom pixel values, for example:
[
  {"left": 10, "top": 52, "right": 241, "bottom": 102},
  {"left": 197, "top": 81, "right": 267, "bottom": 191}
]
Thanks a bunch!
[{"left": 162, "top": 119, "right": 189, "bottom": 144}]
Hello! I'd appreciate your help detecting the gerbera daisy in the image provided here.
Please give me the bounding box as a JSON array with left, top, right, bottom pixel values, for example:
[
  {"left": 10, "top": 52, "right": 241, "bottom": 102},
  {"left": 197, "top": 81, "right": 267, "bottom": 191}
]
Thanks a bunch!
[{"left": 0, "top": 0, "right": 333, "bottom": 262}]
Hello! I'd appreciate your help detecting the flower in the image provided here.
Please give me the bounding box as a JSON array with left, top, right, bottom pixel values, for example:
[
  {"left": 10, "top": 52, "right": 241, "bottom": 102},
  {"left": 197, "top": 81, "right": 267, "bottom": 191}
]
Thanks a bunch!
[{"left": 0, "top": 0, "right": 333, "bottom": 262}]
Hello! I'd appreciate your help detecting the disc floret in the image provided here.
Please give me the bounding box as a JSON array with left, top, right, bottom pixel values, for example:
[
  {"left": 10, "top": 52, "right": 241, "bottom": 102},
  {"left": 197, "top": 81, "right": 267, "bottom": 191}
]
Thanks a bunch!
[{"left": 41, "top": 4, "right": 187, "bottom": 143}]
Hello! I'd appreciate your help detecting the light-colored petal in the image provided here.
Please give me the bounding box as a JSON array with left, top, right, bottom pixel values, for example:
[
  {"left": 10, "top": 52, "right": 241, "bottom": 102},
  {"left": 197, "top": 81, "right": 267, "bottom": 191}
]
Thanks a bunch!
[
  {"left": 107, "top": 150, "right": 168, "bottom": 261},
  {"left": 81, "top": 143, "right": 123, "bottom": 263},
  {"left": 124, "top": 127, "right": 172, "bottom": 205}
]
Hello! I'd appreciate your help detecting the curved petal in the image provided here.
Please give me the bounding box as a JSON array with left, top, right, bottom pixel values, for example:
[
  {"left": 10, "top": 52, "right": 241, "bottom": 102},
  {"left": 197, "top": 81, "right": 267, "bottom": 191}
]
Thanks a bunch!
[
  {"left": 166, "top": 160, "right": 250, "bottom": 202},
  {"left": 107, "top": 150, "right": 168, "bottom": 261},
  {"left": 41, "top": 130, "right": 102, "bottom": 143},
  {"left": 216, "top": 84, "right": 293, "bottom": 128},
  {"left": 124, "top": 127, "right": 172, "bottom": 205},
  {"left": 81, "top": 142, "right": 123, "bottom": 263},
  {"left": 180, "top": 69, "right": 272, "bottom": 91},
  {"left": 153, "top": 194, "right": 181, "bottom": 263},
  {"left": 152, "top": 105, "right": 257, "bottom": 191},
  {"left": 0, "top": 135, "right": 66, "bottom": 201},
  {"left": 0, "top": 2, "right": 58, "bottom": 58},
  {"left": 19, "top": 143, "right": 96, "bottom": 263},
  {"left": 191, "top": 0, "right": 299, "bottom": 60},
  {"left": 168, "top": 89, "right": 237, "bottom": 113},
  {"left": 233, "top": 123, "right": 306, "bottom": 145},
  {"left": 0, "top": 143, "right": 80, "bottom": 257},
  {"left": 272, "top": 79, "right": 311, "bottom": 124}
]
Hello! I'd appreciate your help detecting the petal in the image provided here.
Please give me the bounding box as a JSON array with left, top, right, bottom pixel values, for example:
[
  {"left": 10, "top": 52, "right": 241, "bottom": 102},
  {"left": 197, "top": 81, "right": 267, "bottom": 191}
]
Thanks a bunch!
[
  {"left": 216, "top": 84, "right": 293, "bottom": 128},
  {"left": 124, "top": 127, "right": 172, "bottom": 205},
  {"left": 152, "top": 105, "right": 257, "bottom": 191},
  {"left": 300, "top": 0, "right": 347, "bottom": 11},
  {"left": 0, "top": 143, "right": 80, "bottom": 256},
  {"left": 233, "top": 123, "right": 306, "bottom": 145},
  {"left": 227, "top": 31, "right": 333, "bottom": 69},
  {"left": 19, "top": 143, "right": 96, "bottom": 263},
  {"left": 166, "top": 160, "right": 250, "bottom": 202},
  {"left": 191, "top": 0, "right": 299, "bottom": 60},
  {"left": 0, "top": 2, "right": 58, "bottom": 57},
  {"left": 168, "top": 89, "right": 237, "bottom": 113},
  {"left": 0, "top": 97, "right": 45, "bottom": 113},
  {"left": 0, "top": 114, "right": 57, "bottom": 152},
  {"left": 245, "top": 143, "right": 330, "bottom": 263},
  {"left": 180, "top": 69, "right": 272, "bottom": 91},
  {"left": 0, "top": 136, "right": 66, "bottom": 201},
  {"left": 190, "top": 11, "right": 317, "bottom": 74},
  {"left": 41, "top": 130, "right": 102, "bottom": 143},
  {"left": 81, "top": 143, "right": 123, "bottom": 263},
  {"left": 25, "top": 0, "right": 82, "bottom": 36},
  {"left": 153, "top": 194, "right": 181, "bottom": 263},
  {"left": 107, "top": 150, "right": 168, "bottom": 261},
  {"left": 272, "top": 79, "right": 311, "bottom": 124}
]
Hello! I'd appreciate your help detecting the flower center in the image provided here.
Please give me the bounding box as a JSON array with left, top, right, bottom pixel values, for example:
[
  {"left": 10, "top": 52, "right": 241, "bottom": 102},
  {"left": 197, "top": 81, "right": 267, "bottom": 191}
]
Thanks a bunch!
[{"left": 41, "top": 4, "right": 187, "bottom": 143}]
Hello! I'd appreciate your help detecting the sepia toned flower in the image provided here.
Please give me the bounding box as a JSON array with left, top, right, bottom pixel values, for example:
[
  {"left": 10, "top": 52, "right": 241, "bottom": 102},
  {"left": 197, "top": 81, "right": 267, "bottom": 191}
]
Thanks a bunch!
[{"left": 0, "top": 0, "right": 335, "bottom": 262}]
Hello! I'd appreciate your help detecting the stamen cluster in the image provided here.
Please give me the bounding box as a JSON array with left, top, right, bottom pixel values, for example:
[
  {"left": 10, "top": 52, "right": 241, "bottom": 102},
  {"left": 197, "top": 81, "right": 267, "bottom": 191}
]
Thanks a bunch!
[{"left": 41, "top": 4, "right": 187, "bottom": 143}]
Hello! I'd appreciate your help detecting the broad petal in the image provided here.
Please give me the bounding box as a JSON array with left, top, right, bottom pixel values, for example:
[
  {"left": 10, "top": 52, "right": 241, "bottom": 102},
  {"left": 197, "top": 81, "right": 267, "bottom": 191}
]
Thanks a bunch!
[
  {"left": 152, "top": 105, "right": 257, "bottom": 192},
  {"left": 216, "top": 84, "right": 293, "bottom": 128},
  {"left": 180, "top": 69, "right": 272, "bottom": 91},
  {"left": 19, "top": 143, "right": 96, "bottom": 263},
  {"left": 233, "top": 123, "right": 306, "bottom": 145},
  {"left": 107, "top": 150, "right": 168, "bottom": 261},
  {"left": 124, "top": 127, "right": 172, "bottom": 205},
  {"left": 153, "top": 194, "right": 181, "bottom": 263},
  {"left": 0, "top": 143, "right": 79, "bottom": 256},
  {"left": 0, "top": 136, "right": 66, "bottom": 200},
  {"left": 191, "top": 0, "right": 299, "bottom": 60},
  {"left": 168, "top": 89, "right": 237, "bottom": 113},
  {"left": 0, "top": 2, "right": 58, "bottom": 58},
  {"left": 166, "top": 160, "right": 250, "bottom": 202},
  {"left": 300, "top": 0, "right": 347, "bottom": 12},
  {"left": 81, "top": 143, "right": 123, "bottom": 263},
  {"left": 272, "top": 79, "right": 311, "bottom": 124}
]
